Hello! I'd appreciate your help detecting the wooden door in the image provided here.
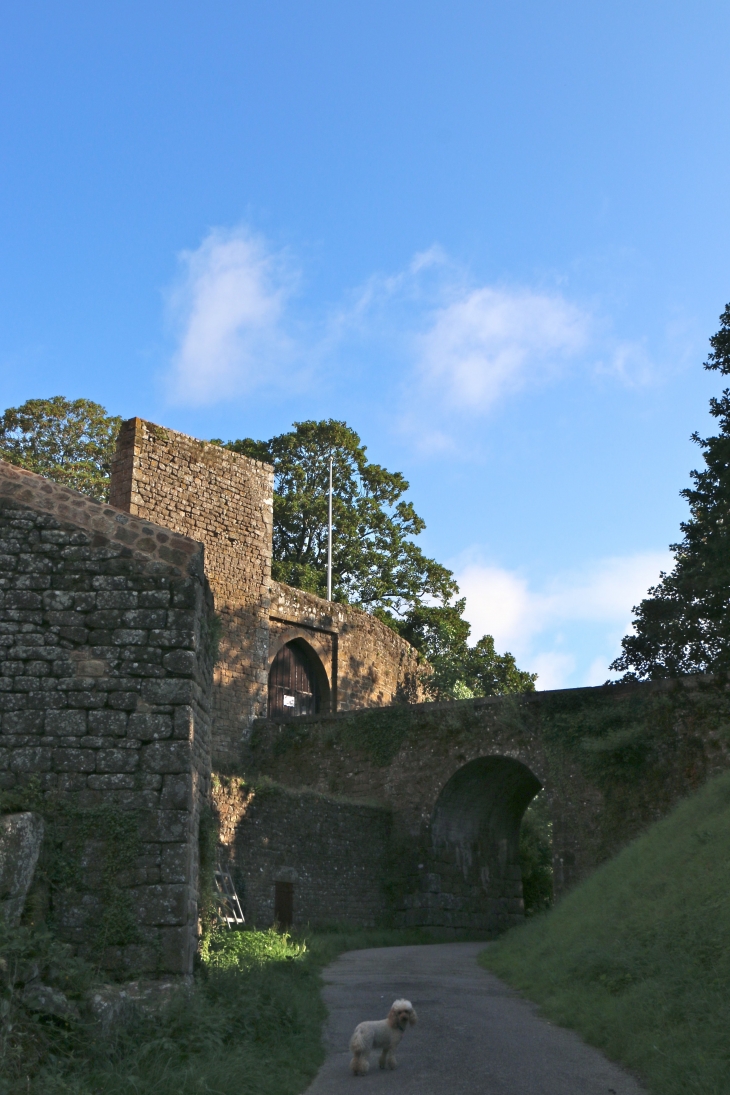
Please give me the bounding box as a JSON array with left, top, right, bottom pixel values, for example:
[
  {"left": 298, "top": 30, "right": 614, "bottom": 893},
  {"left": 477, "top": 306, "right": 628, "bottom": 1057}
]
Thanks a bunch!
[
  {"left": 268, "top": 642, "right": 320, "bottom": 718},
  {"left": 274, "top": 881, "right": 293, "bottom": 927}
]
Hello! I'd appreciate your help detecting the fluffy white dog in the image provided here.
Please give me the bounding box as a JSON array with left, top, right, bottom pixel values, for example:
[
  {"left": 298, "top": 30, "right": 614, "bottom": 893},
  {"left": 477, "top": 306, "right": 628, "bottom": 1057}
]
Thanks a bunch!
[{"left": 349, "top": 998, "right": 418, "bottom": 1075}]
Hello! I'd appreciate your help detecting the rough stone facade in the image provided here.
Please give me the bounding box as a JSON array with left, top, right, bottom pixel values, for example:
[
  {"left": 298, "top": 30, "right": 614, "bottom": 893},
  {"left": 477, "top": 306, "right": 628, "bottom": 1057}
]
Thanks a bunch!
[
  {"left": 0, "top": 812, "right": 44, "bottom": 925},
  {"left": 110, "top": 418, "right": 422, "bottom": 764},
  {"left": 111, "top": 417, "right": 273, "bottom": 764},
  {"left": 213, "top": 776, "right": 392, "bottom": 928},
  {"left": 269, "top": 583, "right": 420, "bottom": 713},
  {"left": 0, "top": 460, "right": 214, "bottom": 974},
  {"left": 244, "top": 675, "right": 730, "bottom": 934}
]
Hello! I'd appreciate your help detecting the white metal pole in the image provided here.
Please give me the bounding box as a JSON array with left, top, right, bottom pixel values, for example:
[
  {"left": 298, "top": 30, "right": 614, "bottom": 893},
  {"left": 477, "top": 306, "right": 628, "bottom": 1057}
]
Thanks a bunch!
[{"left": 327, "top": 454, "right": 333, "bottom": 601}]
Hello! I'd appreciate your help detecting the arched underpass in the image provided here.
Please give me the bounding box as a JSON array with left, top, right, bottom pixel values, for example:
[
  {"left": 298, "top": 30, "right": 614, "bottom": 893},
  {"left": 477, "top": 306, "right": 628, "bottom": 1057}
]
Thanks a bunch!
[{"left": 405, "top": 756, "right": 543, "bottom": 933}]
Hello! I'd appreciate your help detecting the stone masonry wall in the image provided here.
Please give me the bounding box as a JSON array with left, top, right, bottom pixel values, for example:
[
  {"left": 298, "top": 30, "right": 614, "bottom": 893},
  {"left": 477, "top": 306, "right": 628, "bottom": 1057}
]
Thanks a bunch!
[
  {"left": 0, "top": 460, "right": 214, "bottom": 975},
  {"left": 110, "top": 418, "right": 273, "bottom": 764},
  {"left": 269, "top": 582, "right": 422, "bottom": 711},
  {"left": 244, "top": 675, "right": 730, "bottom": 931},
  {"left": 213, "top": 775, "right": 392, "bottom": 928}
]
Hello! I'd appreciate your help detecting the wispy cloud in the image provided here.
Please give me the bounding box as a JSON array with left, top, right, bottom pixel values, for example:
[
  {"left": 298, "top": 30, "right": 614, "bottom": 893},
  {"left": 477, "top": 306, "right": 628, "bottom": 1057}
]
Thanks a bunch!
[
  {"left": 455, "top": 550, "right": 672, "bottom": 689},
  {"left": 166, "top": 227, "right": 297, "bottom": 404},
  {"left": 162, "top": 225, "right": 659, "bottom": 418},
  {"left": 416, "top": 286, "right": 590, "bottom": 411}
]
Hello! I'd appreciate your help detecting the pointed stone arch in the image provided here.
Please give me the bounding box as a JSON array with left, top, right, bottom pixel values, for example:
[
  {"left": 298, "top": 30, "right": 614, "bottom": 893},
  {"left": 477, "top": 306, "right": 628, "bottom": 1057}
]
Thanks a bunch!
[{"left": 267, "top": 637, "right": 331, "bottom": 718}]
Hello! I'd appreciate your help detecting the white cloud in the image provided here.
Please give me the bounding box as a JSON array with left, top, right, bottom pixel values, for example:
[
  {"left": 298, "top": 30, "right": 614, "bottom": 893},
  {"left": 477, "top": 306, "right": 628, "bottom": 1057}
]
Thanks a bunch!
[
  {"left": 166, "top": 227, "right": 296, "bottom": 404},
  {"left": 416, "top": 287, "right": 590, "bottom": 411},
  {"left": 531, "top": 652, "right": 576, "bottom": 691},
  {"left": 596, "top": 339, "right": 655, "bottom": 387},
  {"left": 455, "top": 550, "right": 672, "bottom": 689}
]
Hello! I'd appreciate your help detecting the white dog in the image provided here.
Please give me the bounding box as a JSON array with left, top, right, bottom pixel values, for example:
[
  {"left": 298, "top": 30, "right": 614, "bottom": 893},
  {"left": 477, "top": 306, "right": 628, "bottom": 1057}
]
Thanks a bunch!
[{"left": 349, "top": 998, "right": 418, "bottom": 1075}]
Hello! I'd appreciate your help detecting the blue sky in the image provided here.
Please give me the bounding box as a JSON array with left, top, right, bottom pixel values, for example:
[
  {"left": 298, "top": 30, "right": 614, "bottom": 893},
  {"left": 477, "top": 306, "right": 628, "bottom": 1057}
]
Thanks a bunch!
[{"left": 1, "top": 1, "right": 729, "bottom": 688}]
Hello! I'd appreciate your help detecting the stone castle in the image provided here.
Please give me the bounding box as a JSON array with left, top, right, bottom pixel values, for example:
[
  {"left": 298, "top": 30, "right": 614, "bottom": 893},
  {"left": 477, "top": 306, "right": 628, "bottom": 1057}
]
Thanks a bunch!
[
  {"left": 110, "top": 418, "right": 422, "bottom": 764},
  {"left": 3, "top": 417, "right": 730, "bottom": 978}
]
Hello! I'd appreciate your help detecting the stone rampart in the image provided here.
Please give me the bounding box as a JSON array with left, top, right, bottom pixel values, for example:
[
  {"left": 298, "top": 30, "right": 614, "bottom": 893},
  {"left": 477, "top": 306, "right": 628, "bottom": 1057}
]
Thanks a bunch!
[
  {"left": 269, "top": 582, "right": 422, "bottom": 711},
  {"left": 0, "top": 460, "right": 214, "bottom": 975},
  {"left": 243, "top": 675, "right": 730, "bottom": 933},
  {"left": 110, "top": 418, "right": 273, "bottom": 763},
  {"left": 213, "top": 775, "right": 391, "bottom": 928},
  {"left": 110, "top": 419, "right": 422, "bottom": 759}
]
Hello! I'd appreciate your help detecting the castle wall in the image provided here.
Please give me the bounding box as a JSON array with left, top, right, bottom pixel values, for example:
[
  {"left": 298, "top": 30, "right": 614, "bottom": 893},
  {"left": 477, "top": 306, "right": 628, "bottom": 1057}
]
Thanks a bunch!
[
  {"left": 244, "top": 676, "right": 730, "bottom": 931},
  {"left": 269, "top": 582, "right": 422, "bottom": 711},
  {"left": 0, "top": 461, "right": 214, "bottom": 975},
  {"left": 213, "top": 776, "right": 392, "bottom": 928},
  {"left": 110, "top": 419, "right": 273, "bottom": 764}
]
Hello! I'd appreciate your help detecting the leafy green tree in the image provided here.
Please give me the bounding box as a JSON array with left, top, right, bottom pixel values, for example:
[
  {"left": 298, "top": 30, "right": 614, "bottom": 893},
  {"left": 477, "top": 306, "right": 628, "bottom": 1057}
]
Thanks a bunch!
[
  {"left": 225, "top": 418, "right": 536, "bottom": 696},
  {"left": 225, "top": 419, "right": 458, "bottom": 615},
  {"left": 0, "top": 397, "right": 121, "bottom": 502},
  {"left": 611, "top": 304, "right": 730, "bottom": 679},
  {"left": 393, "top": 600, "right": 537, "bottom": 699}
]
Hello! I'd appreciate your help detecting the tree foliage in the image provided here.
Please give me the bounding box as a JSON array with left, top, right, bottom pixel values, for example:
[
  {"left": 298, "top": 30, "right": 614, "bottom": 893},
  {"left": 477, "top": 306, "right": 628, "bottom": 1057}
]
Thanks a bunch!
[
  {"left": 0, "top": 396, "right": 121, "bottom": 502},
  {"left": 0, "top": 400, "right": 537, "bottom": 698},
  {"left": 391, "top": 600, "right": 537, "bottom": 700},
  {"left": 225, "top": 419, "right": 536, "bottom": 697},
  {"left": 225, "top": 419, "right": 457, "bottom": 615},
  {"left": 611, "top": 304, "right": 730, "bottom": 679}
]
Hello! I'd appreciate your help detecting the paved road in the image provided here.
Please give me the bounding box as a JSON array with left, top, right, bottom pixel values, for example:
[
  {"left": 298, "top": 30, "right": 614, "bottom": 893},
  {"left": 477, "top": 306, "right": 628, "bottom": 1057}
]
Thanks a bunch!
[{"left": 305, "top": 943, "right": 645, "bottom": 1095}]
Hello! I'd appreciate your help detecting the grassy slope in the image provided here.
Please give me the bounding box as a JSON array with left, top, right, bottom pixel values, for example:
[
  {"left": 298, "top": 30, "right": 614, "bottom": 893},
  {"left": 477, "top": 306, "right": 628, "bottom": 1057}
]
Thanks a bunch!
[{"left": 481, "top": 769, "right": 730, "bottom": 1095}]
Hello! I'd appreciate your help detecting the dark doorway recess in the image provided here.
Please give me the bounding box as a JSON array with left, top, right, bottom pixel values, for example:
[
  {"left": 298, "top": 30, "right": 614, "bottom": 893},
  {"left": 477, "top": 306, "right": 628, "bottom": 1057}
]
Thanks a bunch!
[
  {"left": 274, "top": 881, "right": 293, "bottom": 927},
  {"left": 268, "top": 639, "right": 329, "bottom": 718}
]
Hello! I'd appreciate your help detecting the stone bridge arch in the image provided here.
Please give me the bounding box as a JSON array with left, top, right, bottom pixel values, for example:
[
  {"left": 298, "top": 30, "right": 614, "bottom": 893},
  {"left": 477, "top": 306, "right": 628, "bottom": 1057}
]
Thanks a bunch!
[{"left": 406, "top": 755, "right": 544, "bottom": 933}]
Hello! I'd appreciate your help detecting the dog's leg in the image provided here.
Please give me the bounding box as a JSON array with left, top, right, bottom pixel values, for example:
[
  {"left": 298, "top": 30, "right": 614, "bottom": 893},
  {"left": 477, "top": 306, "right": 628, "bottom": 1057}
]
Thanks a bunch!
[
  {"left": 350, "top": 1050, "right": 369, "bottom": 1076},
  {"left": 385, "top": 1051, "right": 397, "bottom": 1070},
  {"left": 379, "top": 1048, "right": 388, "bottom": 1069}
]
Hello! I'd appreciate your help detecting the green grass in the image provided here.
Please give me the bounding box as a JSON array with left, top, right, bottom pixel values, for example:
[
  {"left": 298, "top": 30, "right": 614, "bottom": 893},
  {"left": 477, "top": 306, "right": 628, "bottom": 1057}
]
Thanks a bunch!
[
  {"left": 2, "top": 924, "right": 484, "bottom": 1095},
  {"left": 480, "top": 768, "right": 730, "bottom": 1095}
]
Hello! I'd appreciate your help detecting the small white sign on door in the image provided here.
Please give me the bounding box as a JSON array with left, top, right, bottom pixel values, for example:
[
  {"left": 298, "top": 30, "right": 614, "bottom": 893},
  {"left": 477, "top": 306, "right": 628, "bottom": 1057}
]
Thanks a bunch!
[{"left": 282, "top": 694, "right": 296, "bottom": 707}]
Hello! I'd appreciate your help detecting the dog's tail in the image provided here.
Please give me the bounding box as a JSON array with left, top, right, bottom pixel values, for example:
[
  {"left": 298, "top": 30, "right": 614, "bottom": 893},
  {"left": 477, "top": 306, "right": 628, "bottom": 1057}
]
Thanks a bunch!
[{"left": 350, "top": 1026, "right": 367, "bottom": 1054}]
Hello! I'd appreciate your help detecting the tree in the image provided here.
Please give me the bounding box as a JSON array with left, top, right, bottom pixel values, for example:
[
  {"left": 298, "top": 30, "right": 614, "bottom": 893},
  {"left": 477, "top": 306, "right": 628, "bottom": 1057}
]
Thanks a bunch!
[
  {"left": 0, "top": 397, "right": 121, "bottom": 502},
  {"left": 224, "top": 419, "right": 458, "bottom": 615},
  {"left": 225, "top": 419, "right": 536, "bottom": 697},
  {"left": 394, "top": 600, "right": 537, "bottom": 699},
  {"left": 611, "top": 304, "right": 730, "bottom": 680}
]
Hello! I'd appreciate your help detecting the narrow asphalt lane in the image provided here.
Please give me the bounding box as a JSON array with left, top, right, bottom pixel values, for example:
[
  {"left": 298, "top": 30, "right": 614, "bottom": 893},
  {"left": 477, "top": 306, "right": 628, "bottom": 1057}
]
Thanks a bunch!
[{"left": 304, "top": 943, "right": 646, "bottom": 1095}]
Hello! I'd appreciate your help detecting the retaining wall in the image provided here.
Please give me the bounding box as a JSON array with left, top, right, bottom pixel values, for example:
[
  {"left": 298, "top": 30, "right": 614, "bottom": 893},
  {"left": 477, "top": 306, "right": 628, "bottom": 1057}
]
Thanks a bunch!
[{"left": 0, "top": 460, "right": 214, "bottom": 975}]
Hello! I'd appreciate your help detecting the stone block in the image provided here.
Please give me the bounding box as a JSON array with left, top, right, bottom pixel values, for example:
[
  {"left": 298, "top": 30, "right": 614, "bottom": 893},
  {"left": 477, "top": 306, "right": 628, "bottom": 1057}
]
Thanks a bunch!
[
  {"left": 86, "top": 773, "right": 136, "bottom": 791},
  {"left": 128, "top": 713, "right": 173, "bottom": 741},
  {"left": 132, "top": 883, "right": 188, "bottom": 925},
  {"left": 22, "top": 983, "right": 80, "bottom": 1021},
  {"left": 145, "top": 810, "right": 189, "bottom": 842},
  {"left": 162, "top": 650, "right": 196, "bottom": 677},
  {"left": 96, "top": 748, "right": 140, "bottom": 774},
  {"left": 3, "top": 711, "right": 44, "bottom": 734},
  {"left": 45, "top": 710, "right": 87, "bottom": 736},
  {"left": 10, "top": 747, "right": 52, "bottom": 772},
  {"left": 173, "top": 705, "right": 194, "bottom": 740},
  {"left": 112, "top": 629, "right": 148, "bottom": 646},
  {"left": 53, "top": 748, "right": 97, "bottom": 773},
  {"left": 141, "top": 679, "right": 194, "bottom": 706},
  {"left": 107, "top": 692, "right": 140, "bottom": 710},
  {"left": 0, "top": 812, "right": 44, "bottom": 925},
  {"left": 141, "top": 741, "right": 191, "bottom": 773},
  {"left": 160, "top": 775, "right": 191, "bottom": 810},
  {"left": 88, "top": 710, "right": 128, "bottom": 736},
  {"left": 160, "top": 843, "right": 189, "bottom": 883}
]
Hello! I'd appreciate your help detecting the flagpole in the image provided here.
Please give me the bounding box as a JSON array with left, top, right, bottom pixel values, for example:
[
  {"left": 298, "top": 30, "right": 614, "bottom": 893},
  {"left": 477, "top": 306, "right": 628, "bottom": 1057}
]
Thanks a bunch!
[{"left": 327, "top": 454, "right": 333, "bottom": 601}]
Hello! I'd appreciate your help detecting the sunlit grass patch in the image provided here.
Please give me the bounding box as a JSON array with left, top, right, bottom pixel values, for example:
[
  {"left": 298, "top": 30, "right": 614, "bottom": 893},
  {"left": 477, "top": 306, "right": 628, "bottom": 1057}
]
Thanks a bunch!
[{"left": 200, "top": 926, "right": 307, "bottom": 970}]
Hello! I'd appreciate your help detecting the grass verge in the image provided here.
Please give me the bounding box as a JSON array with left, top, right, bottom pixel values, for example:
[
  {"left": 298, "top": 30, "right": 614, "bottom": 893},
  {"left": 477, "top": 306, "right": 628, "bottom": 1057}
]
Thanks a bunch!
[
  {"left": 480, "top": 768, "right": 730, "bottom": 1095},
  {"left": 2, "top": 924, "right": 484, "bottom": 1095}
]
